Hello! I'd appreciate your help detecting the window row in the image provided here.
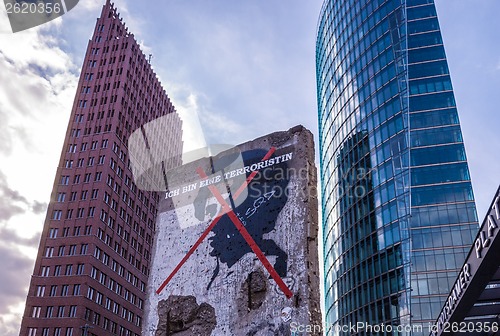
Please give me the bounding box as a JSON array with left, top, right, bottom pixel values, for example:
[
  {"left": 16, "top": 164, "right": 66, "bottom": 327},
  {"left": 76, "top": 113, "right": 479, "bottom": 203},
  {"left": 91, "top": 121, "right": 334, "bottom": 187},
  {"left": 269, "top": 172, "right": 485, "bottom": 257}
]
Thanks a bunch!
[
  {"left": 44, "top": 244, "right": 88, "bottom": 258},
  {"left": 51, "top": 206, "right": 96, "bottom": 220},
  {"left": 27, "top": 327, "right": 75, "bottom": 336},
  {"left": 34, "top": 283, "right": 81, "bottom": 297},
  {"left": 57, "top": 189, "right": 99, "bottom": 202},
  {"left": 39, "top": 263, "right": 85, "bottom": 277},
  {"left": 47, "top": 225, "right": 92, "bottom": 239}
]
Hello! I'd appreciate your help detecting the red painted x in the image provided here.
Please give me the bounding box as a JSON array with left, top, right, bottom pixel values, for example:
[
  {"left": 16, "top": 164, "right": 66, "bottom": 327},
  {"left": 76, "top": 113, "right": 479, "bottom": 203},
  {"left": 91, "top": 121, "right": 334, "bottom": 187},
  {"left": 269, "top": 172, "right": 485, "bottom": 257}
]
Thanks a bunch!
[{"left": 156, "top": 147, "right": 293, "bottom": 299}]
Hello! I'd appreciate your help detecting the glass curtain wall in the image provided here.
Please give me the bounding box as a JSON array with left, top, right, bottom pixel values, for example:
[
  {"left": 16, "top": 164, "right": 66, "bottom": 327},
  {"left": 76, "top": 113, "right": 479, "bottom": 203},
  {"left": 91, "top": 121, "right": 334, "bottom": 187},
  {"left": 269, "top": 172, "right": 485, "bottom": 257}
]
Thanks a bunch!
[{"left": 317, "top": 0, "right": 478, "bottom": 334}]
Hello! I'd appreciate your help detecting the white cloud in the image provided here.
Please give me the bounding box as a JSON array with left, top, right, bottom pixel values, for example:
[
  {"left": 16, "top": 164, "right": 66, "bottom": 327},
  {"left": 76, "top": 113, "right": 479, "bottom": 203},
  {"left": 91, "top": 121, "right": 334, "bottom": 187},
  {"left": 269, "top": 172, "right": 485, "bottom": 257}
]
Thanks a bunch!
[
  {"left": 76, "top": 0, "right": 102, "bottom": 11},
  {"left": 174, "top": 91, "right": 208, "bottom": 153},
  {"left": 199, "top": 109, "right": 246, "bottom": 143}
]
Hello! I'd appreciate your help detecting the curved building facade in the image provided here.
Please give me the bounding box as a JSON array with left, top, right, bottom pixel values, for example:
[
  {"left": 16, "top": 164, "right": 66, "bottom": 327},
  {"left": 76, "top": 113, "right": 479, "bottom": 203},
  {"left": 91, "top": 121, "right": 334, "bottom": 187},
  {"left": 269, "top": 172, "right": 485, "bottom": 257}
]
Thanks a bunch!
[{"left": 316, "top": 0, "right": 479, "bottom": 334}]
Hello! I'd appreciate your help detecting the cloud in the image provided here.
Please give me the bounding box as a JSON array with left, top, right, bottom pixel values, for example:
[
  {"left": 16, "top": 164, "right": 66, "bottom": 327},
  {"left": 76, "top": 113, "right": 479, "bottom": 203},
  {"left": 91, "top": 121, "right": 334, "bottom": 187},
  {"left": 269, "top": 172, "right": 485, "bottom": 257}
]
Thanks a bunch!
[
  {"left": 0, "top": 172, "right": 29, "bottom": 222},
  {"left": 0, "top": 28, "right": 78, "bottom": 155},
  {"left": 199, "top": 109, "right": 247, "bottom": 144},
  {"left": 76, "top": 0, "right": 103, "bottom": 11},
  {"left": 0, "top": 170, "right": 48, "bottom": 225},
  {"left": 31, "top": 201, "right": 47, "bottom": 215},
  {"left": 171, "top": 90, "right": 208, "bottom": 152},
  {"left": 0, "top": 170, "right": 45, "bottom": 336},
  {"left": 0, "top": 229, "right": 39, "bottom": 336},
  {"left": 140, "top": 0, "right": 321, "bottom": 151}
]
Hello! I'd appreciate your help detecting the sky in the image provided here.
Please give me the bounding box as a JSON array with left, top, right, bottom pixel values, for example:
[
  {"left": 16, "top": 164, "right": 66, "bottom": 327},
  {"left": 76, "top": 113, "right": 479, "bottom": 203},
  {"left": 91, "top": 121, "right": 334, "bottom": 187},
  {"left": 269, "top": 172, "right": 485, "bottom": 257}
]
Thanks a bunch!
[{"left": 0, "top": 0, "right": 498, "bottom": 335}]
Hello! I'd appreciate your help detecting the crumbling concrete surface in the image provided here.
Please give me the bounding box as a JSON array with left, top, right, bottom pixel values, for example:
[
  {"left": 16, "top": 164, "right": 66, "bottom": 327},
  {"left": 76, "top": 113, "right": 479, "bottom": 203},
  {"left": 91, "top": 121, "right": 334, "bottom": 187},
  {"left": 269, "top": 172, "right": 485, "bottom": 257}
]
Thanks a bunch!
[
  {"left": 145, "top": 125, "right": 322, "bottom": 336},
  {"left": 155, "top": 295, "right": 216, "bottom": 336},
  {"left": 240, "top": 269, "right": 267, "bottom": 312}
]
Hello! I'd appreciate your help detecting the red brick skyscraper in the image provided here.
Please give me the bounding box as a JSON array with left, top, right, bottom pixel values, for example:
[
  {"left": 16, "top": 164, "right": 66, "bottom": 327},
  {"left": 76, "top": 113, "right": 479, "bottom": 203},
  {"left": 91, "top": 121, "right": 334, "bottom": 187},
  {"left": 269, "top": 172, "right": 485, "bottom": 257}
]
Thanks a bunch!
[{"left": 19, "top": 1, "right": 182, "bottom": 335}]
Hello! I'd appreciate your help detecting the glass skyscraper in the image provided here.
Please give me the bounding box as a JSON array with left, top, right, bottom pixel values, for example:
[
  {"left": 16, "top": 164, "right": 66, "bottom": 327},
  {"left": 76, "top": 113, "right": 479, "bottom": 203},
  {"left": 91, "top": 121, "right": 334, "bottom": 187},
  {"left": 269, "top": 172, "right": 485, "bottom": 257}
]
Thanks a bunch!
[{"left": 316, "top": 0, "right": 479, "bottom": 334}]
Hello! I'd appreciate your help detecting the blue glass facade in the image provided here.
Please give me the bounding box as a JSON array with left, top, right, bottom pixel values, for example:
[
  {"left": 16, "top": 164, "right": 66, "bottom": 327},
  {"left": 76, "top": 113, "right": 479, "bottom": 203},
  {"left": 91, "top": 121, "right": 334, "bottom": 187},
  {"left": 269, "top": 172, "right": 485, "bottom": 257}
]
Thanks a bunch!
[{"left": 316, "top": 0, "right": 478, "bottom": 334}]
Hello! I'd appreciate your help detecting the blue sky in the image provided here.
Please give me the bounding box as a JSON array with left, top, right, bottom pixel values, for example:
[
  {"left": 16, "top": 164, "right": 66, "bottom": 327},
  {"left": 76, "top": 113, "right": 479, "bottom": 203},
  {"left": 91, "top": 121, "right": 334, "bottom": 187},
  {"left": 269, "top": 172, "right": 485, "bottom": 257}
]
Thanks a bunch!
[{"left": 0, "top": 0, "right": 498, "bottom": 334}]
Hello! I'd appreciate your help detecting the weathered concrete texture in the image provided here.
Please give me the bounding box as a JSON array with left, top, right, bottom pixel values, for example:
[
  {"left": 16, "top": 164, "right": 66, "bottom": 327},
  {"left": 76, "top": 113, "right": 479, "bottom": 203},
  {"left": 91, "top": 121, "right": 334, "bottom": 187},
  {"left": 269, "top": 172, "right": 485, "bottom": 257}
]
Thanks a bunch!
[
  {"left": 144, "top": 125, "right": 322, "bottom": 336},
  {"left": 239, "top": 269, "right": 267, "bottom": 312},
  {"left": 155, "top": 295, "right": 216, "bottom": 336}
]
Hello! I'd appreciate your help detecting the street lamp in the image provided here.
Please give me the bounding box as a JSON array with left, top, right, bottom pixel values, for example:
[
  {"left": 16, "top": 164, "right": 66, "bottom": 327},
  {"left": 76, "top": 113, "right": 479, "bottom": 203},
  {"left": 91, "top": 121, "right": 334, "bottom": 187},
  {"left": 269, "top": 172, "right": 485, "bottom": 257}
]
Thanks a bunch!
[{"left": 80, "top": 324, "right": 93, "bottom": 336}]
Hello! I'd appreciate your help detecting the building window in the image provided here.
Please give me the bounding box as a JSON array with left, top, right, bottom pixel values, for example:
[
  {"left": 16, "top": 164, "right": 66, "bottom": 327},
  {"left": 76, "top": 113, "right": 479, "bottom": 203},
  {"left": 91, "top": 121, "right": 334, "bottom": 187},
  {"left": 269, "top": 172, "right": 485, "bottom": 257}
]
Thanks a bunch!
[
  {"left": 41, "top": 328, "right": 49, "bottom": 336},
  {"left": 85, "top": 308, "right": 92, "bottom": 321},
  {"left": 107, "top": 217, "right": 115, "bottom": 229},
  {"left": 60, "top": 176, "right": 69, "bottom": 185},
  {"left": 106, "top": 175, "right": 113, "bottom": 187},
  {"left": 68, "top": 245, "right": 77, "bottom": 255},
  {"left": 49, "top": 228, "right": 58, "bottom": 238},
  {"left": 95, "top": 292, "right": 103, "bottom": 305},
  {"left": 35, "top": 285, "right": 45, "bottom": 297},
  {"left": 57, "top": 193, "right": 66, "bottom": 202},
  {"left": 49, "top": 285, "right": 57, "bottom": 296},
  {"left": 103, "top": 192, "right": 110, "bottom": 204},
  {"left": 61, "top": 285, "right": 69, "bottom": 296},
  {"left": 70, "top": 192, "right": 77, "bottom": 201},
  {"left": 76, "top": 264, "right": 85, "bottom": 275},
  {"left": 57, "top": 306, "right": 65, "bottom": 318},
  {"left": 40, "top": 266, "right": 50, "bottom": 277},
  {"left": 31, "top": 306, "right": 41, "bottom": 318},
  {"left": 105, "top": 297, "right": 112, "bottom": 310},
  {"left": 54, "top": 328, "right": 61, "bottom": 336},
  {"left": 100, "top": 210, "right": 108, "bottom": 222},
  {"left": 44, "top": 247, "right": 54, "bottom": 258},
  {"left": 82, "top": 188, "right": 89, "bottom": 199},
  {"left": 94, "top": 247, "right": 102, "bottom": 259},
  {"left": 84, "top": 225, "right": 92, "bottom": 235},
  {"left": 112, "top": 302, "right": 119, "bottom": 314},
  {"left": 54, "top": 265, "right": 61, "bottom": 276},
  {"left": 86, "top": 286, "right": 95, "bottom": 300},
  {"left": 81, "top": 244, "right": 88, "bottom": 255},
  {"left": 77, "top": 208, "right": 85, "bottom": 218},
  {"left": 73, "top": 284, "right": 81, "bottom": 296},
  {"left": 65, "top": 265, "right": 73, "bottom": 276},
  {"left": 45, "top": 306, "right": 53, "bottom": 318},
  {"left": 27, "top": 327, "right": 37, "bottom": 336},
  {"left": 52, "top": 210, "right": 62, "bottom": 220},
  {"left": 99, "top": 272, "right": 107, "bottom": 285},
  {"left": 65, "top": 328, "right": 73, "bottom": 336},
  {"left": 91, "top": 189, "right": 99, "bottom": 199},
  {"left": 68, "top": 306, "right": 77, "bottom": 318},
  {"left": 103, "top": 252, "right": 109, "bottom": 265}
]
